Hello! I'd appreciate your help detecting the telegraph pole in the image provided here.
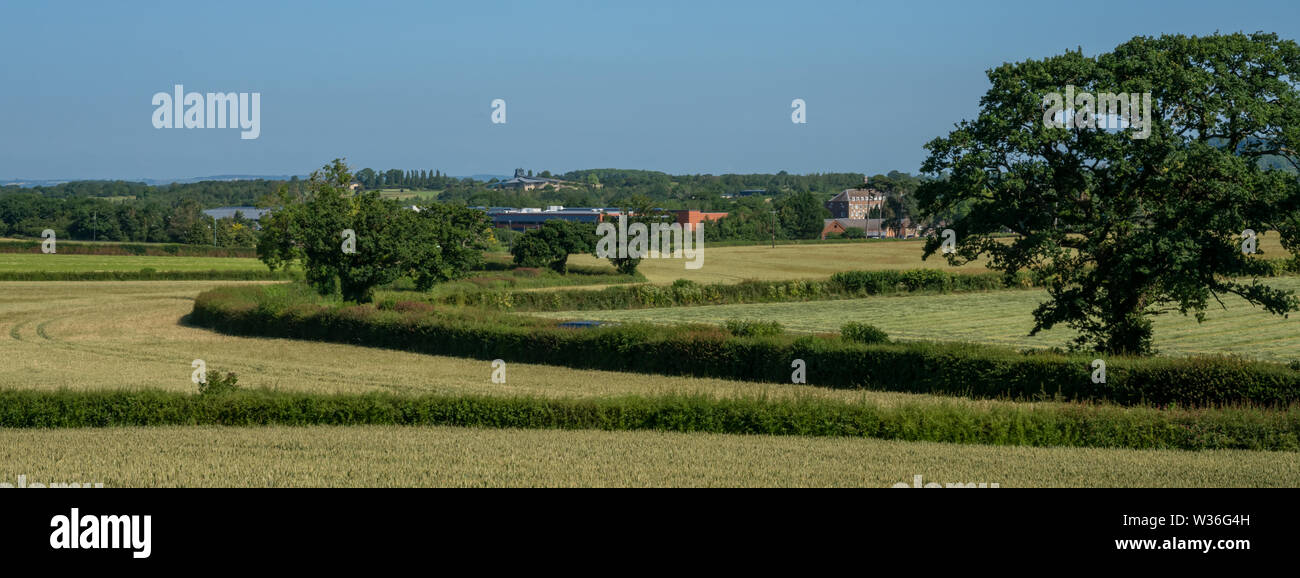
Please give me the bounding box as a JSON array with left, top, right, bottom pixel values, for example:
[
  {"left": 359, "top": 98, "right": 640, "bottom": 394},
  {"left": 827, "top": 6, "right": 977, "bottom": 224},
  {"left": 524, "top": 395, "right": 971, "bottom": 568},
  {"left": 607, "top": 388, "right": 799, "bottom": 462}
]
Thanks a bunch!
[{"left": 769, "top": 210, "right": 777, "bottom": 248}]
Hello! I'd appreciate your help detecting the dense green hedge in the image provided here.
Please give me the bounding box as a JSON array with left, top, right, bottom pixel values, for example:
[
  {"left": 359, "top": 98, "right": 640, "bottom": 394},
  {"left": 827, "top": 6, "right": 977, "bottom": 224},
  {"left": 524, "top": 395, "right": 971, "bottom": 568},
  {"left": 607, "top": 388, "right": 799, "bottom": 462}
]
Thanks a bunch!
[
  {"left": 0, "top": 240, "right": 257, "bottom": 258},
  {"left": 190, "top": 284, "right": 1300, "bottom": 407},
  {"left": 0, "top": 269, "right": 298, "bottom": 281},
  {"left": 433, "top": 269, "right": 1040, "bottom": 311},
  {"left": 1, "top": 389, "right": 1294, "bottom": 451}
]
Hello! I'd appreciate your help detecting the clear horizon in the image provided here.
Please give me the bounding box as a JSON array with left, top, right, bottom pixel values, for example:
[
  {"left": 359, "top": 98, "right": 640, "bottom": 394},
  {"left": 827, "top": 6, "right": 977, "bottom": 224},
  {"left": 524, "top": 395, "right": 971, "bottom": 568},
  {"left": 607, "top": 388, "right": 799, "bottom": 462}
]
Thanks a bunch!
[{"left": 3, "top": 0, "right": 1298, "bottom": 181}]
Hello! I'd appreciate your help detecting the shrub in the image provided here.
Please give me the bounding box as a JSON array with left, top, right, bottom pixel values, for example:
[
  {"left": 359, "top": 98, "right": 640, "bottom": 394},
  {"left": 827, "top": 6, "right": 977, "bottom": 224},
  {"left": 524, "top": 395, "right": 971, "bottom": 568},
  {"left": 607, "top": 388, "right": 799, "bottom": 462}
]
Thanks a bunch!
[
  {"left": 723, "top": 319, "right": 784, "bottom": 337},
  {"left": 841, "top": 322, "right": 889, "bottom": 344},
  {"left": 198, "top": 371, "right": 240, "bottom": 396}
]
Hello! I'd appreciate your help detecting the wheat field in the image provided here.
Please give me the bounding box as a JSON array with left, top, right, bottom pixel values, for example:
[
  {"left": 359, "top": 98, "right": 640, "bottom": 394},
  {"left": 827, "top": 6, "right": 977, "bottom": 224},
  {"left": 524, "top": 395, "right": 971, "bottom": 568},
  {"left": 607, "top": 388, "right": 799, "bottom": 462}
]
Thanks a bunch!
[{"left": 1, "top": 425, "right": 1296, "bottom": 487}]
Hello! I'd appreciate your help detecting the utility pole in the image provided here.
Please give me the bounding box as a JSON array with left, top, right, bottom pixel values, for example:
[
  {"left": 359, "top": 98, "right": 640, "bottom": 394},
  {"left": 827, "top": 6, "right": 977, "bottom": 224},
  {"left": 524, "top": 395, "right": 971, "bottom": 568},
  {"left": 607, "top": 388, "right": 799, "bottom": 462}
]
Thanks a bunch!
[
  {"left": 769, "top": 210, "right": 777, "bottom": 248},
  {"left": 92, "top": 212, "right": 97, "bottom": 242}
]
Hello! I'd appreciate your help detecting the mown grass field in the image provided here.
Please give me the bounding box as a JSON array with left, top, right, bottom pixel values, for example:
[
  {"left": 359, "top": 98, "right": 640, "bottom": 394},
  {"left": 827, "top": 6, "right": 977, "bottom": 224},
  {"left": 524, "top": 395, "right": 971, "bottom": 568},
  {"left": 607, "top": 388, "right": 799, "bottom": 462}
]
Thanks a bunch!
[
  {"left": 536, "top": 276, "right": 1300, "bottom": 362},
  {"left": 568, "top": 235, "right": 1292, "bottom": 284},
  {"left": 0, "top": 281, "right": 932, "bottom": 402},
  {"left": 567, "top": 240, "right": 990, "bottom": 283},
  {"left": 0, "top": 253, "right": 268, "bottom": 272},
  {"left": 1, "top": 425, "right": 1296, "bottom": 487}
]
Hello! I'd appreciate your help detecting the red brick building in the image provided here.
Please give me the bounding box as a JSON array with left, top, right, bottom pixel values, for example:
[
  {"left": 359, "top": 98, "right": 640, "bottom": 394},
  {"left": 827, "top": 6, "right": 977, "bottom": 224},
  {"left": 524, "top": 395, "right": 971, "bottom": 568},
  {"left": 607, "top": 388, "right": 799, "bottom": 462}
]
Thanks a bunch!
[
  {"left": 825, "top": 184, "right": 886, "bottom": 219},
  {"left": 672, "top": 209, "right": 728, "bottom": 226}
]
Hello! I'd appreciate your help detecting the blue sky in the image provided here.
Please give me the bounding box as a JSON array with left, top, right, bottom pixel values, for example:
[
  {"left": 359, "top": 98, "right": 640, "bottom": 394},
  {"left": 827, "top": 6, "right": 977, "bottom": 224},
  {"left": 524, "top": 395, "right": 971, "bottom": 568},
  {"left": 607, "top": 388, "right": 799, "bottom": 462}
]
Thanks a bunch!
[{"left": 2, "top": 0, "right": 1298, "bottom": 181}]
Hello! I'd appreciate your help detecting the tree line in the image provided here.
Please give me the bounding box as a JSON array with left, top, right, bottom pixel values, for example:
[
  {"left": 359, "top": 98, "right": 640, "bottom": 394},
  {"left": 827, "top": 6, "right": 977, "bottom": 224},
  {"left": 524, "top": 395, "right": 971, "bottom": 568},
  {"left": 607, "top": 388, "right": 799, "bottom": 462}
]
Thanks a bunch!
[
  {"left": 0, "top": 194, "right": 259, "bottom": 247},
  {"left": 1, "top": 168, "right": 939, "bottom": 247}
]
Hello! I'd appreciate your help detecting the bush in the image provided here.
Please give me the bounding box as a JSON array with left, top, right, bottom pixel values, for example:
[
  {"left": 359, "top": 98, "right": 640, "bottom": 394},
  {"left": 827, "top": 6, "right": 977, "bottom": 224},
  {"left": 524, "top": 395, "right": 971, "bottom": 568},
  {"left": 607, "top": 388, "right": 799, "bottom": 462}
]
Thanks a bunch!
[
  {"left": 723, "top": 319, "right": 784, "bottom": 337},
  {"left": 841, "top": 322, "right": 889, "bottom": 344},
  {"left": 198, "top": 371, "right": 240, "bottom": 396}
]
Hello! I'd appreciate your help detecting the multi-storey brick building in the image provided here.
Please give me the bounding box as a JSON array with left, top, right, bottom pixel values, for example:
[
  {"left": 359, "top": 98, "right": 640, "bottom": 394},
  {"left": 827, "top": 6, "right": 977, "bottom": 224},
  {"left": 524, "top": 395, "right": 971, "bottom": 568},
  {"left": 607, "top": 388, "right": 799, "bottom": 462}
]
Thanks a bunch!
[{"left": 825, "top": 181, "right": 886, "bottom": 219}]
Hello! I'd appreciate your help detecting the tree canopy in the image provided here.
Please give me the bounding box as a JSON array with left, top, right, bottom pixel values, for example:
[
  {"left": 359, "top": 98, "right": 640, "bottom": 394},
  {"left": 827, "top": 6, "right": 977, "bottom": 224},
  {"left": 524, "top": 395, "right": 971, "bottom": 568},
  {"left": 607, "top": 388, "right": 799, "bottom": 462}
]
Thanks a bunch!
[
  {"left": 258, "top": 159, "right": 492, "bottom": 302},
  {"left": 918, "top": 32, "right": 1300, "bottom": 354}
]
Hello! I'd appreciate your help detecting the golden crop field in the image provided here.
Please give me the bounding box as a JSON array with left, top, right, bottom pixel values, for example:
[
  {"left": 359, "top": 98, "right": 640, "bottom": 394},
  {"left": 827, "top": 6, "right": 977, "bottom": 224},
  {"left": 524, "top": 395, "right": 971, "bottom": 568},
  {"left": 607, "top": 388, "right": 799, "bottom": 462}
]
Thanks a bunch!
[{"left": 1, "top": 425, "right": 1296, "bottom": 487}]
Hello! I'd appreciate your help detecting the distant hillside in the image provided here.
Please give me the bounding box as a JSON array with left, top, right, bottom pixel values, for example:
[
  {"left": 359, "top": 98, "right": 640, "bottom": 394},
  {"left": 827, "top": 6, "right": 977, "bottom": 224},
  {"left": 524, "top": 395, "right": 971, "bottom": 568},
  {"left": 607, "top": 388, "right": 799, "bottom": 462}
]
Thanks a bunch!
[{"left": 1, "top": 175, "right": 306, "bottom": 188}]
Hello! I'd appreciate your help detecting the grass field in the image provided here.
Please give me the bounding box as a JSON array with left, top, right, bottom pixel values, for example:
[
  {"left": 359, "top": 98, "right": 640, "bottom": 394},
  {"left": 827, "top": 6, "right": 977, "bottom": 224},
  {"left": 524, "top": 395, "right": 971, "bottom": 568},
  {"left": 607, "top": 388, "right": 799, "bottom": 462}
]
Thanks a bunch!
[
  {"left": 566, "top": 240, "right": 989, "bottom": 283},
  {"left": 536, "top": 276, "right": 1300, "bottom": 362},
  {"left": 0, "top": 281, "right": 929, "bottom": 402},
  {"left": 1, "top": 425, "right": 1296, "bottom": 487},
  {"left": 0, "top": 253, "right": 268, "bottom": 273}
]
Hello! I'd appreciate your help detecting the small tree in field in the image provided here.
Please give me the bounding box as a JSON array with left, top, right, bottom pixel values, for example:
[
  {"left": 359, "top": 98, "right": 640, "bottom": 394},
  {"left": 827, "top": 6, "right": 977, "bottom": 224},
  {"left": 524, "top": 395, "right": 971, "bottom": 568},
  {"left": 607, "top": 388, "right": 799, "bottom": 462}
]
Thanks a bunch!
[
  {"left": 918, "top": 33, "right": 1300, "bottom": 355},
  {"left": 510, "top": 220, "right": 594, "bottom": 274},
  {"left": 258, "top": 159, "right": 492, "bottom": 302}
]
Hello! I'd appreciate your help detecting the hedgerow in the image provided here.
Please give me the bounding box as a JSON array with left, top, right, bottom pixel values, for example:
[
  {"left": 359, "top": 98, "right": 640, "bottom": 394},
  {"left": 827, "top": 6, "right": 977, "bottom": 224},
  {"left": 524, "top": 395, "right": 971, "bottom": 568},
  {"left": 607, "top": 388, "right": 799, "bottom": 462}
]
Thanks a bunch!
[
  {"left": 431, "top": 269, "right": 1035, "bottom": 312},
  {"left": 0, "top": 389, "right": 1293, "bottom": 451},
  {"left": 190, "top": 284, "right": 1300, "bottom": 407}
]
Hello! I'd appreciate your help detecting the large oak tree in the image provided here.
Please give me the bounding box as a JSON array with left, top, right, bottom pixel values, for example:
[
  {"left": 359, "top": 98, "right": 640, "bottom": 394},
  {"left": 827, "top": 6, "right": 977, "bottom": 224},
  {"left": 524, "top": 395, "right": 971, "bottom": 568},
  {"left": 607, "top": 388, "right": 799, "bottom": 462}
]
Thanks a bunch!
[{"left": 918, "top": 33, "right": 1300, "bottom": 354}]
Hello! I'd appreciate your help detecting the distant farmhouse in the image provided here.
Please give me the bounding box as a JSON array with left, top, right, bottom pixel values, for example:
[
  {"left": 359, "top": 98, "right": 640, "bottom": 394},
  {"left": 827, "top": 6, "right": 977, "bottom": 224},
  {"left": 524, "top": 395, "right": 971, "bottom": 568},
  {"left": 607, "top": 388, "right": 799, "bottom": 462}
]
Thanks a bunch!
[
  {"left": 820, "top": 217, "right": 918, "bottom": 239},
  {"left": 821, "top": 178, "right": 917, "bottom": 239},
  {"left": 487, "top": 169, "right": 570, "bottom": 191},
  {"left": 825, "top": 179, "right": 886, "bottom": 219}
]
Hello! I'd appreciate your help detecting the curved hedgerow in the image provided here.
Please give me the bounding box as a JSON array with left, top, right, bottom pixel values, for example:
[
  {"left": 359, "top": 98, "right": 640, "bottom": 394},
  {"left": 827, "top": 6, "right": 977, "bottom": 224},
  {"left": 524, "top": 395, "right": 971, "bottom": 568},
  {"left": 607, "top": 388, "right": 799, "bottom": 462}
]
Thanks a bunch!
[{"left": 188, "top": 283, "right": 1300, "bottom": 408}]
